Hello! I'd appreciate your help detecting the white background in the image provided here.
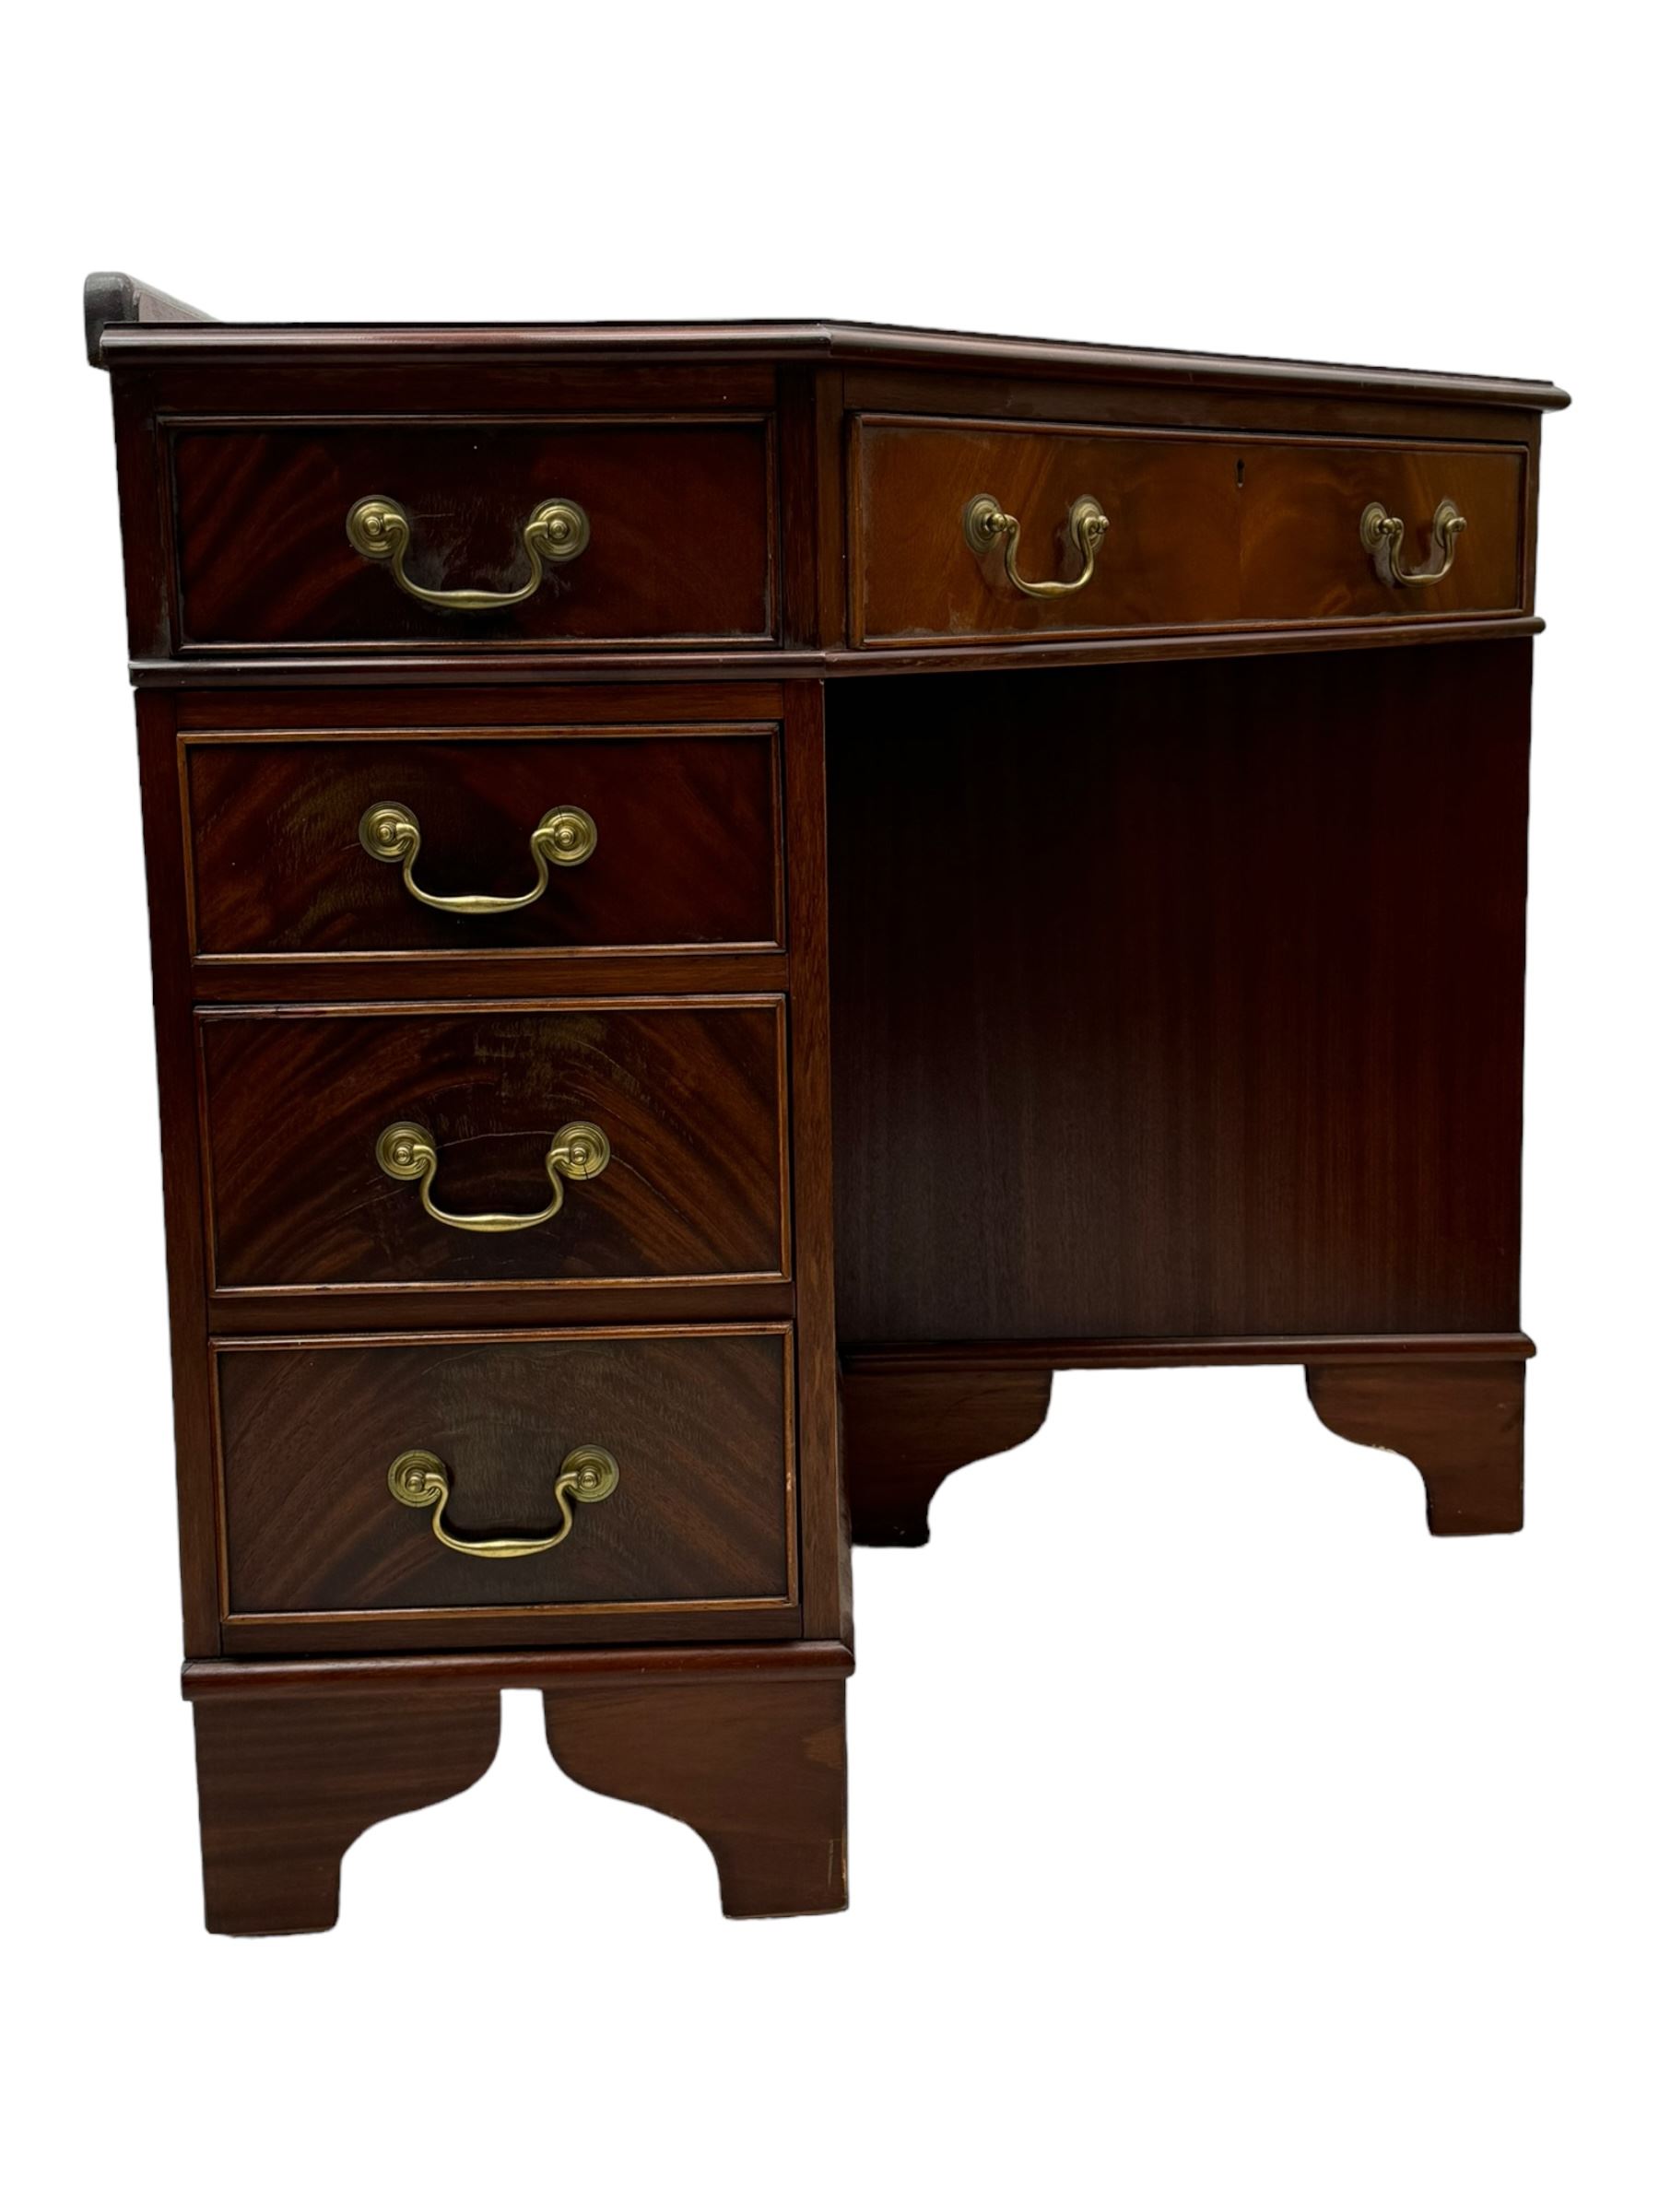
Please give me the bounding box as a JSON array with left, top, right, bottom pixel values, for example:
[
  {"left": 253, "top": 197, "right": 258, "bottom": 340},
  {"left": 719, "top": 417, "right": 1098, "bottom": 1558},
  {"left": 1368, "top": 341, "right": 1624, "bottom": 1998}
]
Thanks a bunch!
[{"left": 6, "top": 6, "right": 1654, "bottom": 2206}]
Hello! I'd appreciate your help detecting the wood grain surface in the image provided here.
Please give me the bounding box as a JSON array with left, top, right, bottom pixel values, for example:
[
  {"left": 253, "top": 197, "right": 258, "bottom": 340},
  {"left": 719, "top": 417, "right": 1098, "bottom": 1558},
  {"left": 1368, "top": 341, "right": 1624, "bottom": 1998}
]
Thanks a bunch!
[
  {"left": 186, "top": 726, "right": 781, "bottom": 957},
  {"left": 830, "top": 642, "right": 1531, "bottom": 1346},
  {"left": 841, "top": 1366, "right": 1053, "bottom": 1546},
  {"left": 193, "top": 1684, "right": 501, "bottom": 1934},
  {"left": 88, "top": 293, "right": 1564, "bottom": 1932},
  {"left": 853, "top": 418, "right": 1524, "bottom": 641},
  {"left": 1307, "top": 1359, "right": 1526, "bottom": 1534},
  {"left": 171, "top": 418, "right": 775, "bottom": 649},
  {"left": 217, "top": 1326, "right": 795, "bottom": 1627},
  {"left": 200, "top": 999, "right": 788, "bottom": 1291},
  {"left": 544, "top": 1675, "right": 847, "bottom": 1916}
]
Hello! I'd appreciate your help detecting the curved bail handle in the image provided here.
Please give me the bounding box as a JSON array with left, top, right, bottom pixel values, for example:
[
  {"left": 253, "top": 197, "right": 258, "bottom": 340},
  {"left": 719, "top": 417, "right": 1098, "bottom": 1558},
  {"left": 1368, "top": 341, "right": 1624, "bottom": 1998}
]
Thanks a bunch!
[
  {"left": 1359, "top": 497, "right": 1466, "bottom": 586},
  {"left": 375, "top": 1118, "right": 611, "bottom": 1234},
  {"left": 388, "top": 1445, "right": 621, "bottom": 1559},
  {"left": 359, "top": 801, "right": 597, "bottom": 915},
  {"left": 963, "top": 493, "right": 1109, "bottom": 599},
  {"left": 347, "top": 494, "right": 590, "bottom": 611}
]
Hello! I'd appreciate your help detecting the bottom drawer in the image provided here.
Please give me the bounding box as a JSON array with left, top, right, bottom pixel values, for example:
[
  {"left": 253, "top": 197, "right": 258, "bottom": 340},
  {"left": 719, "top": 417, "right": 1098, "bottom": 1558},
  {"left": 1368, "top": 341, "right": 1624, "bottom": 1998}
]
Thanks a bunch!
[{"left": 216, "top": 1324, "right": 797, "bottom": 1652}]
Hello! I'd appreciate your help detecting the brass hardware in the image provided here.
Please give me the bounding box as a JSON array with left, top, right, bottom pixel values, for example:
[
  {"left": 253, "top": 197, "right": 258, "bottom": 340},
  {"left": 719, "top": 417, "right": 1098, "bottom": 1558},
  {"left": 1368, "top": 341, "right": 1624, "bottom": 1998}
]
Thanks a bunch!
[
  {"left": 1360, "top": 498, "right": 1466, "bottom": 586},
  {"left": 375, "top": 1117, "right": 610, "bottom": 1233},
  {"left": 963, "top": 493, "right": 1108, "bottom": 599},
  {"left": 388, "top": 1443, "right": 620, "bottom": 1559},
  {"left": 359, "top": 800, "right": 597, "bottom": 913},
  {"left": 346, "top": 494, "right": 590, "bottom": 610}
]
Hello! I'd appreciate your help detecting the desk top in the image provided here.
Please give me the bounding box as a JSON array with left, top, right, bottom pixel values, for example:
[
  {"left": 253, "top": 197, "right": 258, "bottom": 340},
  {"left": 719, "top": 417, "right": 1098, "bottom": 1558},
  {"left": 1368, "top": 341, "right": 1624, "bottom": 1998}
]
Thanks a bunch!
[{"left": 85, "top": 273, "right": 1569, "bottom": 413}]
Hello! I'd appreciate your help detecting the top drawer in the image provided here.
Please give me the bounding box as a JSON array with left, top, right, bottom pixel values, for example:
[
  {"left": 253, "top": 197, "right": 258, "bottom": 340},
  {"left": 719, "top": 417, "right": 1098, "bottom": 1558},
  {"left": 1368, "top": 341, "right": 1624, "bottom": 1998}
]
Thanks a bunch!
[
  {"left": 168, "top": 418, "right": 776, "bottom": 651},
  {"left": 850, "top": 417, "right": 1526, "bottom": 644}
]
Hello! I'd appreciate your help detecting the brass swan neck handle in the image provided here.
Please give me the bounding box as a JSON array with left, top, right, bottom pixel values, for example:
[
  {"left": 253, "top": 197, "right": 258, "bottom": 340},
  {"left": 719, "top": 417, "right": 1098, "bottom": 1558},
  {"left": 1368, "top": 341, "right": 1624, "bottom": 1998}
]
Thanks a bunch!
[
  {"left": 359, "top": 800, "right": 598, "bottom": 915},
  {"left": 375, "top": 1119, "right": 611, "bottom": 1234},
  {"left": 346, "top": 494, "right": 590, "bottom": 611},
  {"left": 388, "top": 1445, "right": 620, "bottom": 1559},
  {"left": 963, "top": 493, "right": 1109, "bottom": 599},
  {"left": 1360, "top": 498, "right": 1466, "bottom": 586}
]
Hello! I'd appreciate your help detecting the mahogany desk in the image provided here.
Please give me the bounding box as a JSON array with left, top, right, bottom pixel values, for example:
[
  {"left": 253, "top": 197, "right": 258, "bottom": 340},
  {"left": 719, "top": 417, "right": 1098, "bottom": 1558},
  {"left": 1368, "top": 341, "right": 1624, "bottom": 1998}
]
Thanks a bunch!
[{"left": 87, "top": 275, "right": 1567, "bottom": 1929}]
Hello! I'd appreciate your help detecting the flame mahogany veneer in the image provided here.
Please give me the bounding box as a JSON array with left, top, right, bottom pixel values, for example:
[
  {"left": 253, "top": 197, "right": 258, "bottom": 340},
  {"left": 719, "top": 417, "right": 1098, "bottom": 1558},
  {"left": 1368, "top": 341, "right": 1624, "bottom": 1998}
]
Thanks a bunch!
[{"left": 88, "top": 276, "right": 1564, "bottom": 1930}]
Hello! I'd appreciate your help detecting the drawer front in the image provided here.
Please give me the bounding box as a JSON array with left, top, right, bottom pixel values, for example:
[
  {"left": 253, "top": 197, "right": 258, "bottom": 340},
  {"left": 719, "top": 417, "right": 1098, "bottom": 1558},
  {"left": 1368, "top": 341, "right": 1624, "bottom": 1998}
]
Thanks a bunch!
[
  {"left": 851, "top": 417, "right": 1524, "bottom": 641},
  {"left": 217, "top": 1327, "right": 795, "bottom": 1636},
  {"left": 1238, "top": 441, "right": 1524, "bottom": 620},
  {"left": 853, "top": 418, "right": 1240, "bottom": 641},
  {"left": 200, "top": 1000, "right": 788, "bottom": 1292},
  {"left": 170, "top": 418, "right": 774, "bottom": 649},
  {"left": 186, "top": 727, "right": 782, "bottom": 959}
]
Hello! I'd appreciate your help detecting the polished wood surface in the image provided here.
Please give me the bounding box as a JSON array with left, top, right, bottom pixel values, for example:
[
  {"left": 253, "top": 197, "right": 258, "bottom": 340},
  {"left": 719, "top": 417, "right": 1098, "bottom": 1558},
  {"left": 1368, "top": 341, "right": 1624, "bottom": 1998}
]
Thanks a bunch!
[
  {"left": 544, "top": 1675, "right": 847, "bottom": 1917},
  {"left": 191, "top": 1660, "right": 849, "bottom": 1928},
  {"left": 841, "top": 1367, "right": 1053, "bottom": 1546},
  {"left": 192, "top": 1683, "right": 501, "bottom": 1935},
  {"left": 841, "top": 1339, "right": 1535, "bottom": 1541},
  {"left": 841, "top": 1333, "right": 1535, "bottom": 1372},
  {"left": 1238, "top": 441, "right": 1523, "bottom": 620},
  {"left": 96, "top": 300, "right": 1570, "bottom": 415},
  {"left": 93, "top": 281, "right": 1562, "bottom": 1931},
  {"left": 186, "top": 724, "right": 782, "bottom": 958},
  {"left": 853, "top": 418, "right": 1525, "bottom": 643},
  {"left": 188, "top": 1656, "right": 847, "bottom": 1926},
  {"left": 135, "top": 688, "right": 223, "bottom": 1653},
  {"left": 200, "top": 999, "right": 788, "bottom": 1292},
  {"left": 102, "top": 303, "right": 1559, "bottom": 681},
  {"left": 84, "top": 269, "right": 212, "bottom": 363},
  {"left": 853, "top": 418, "right": 1238, "bottom": 641},
  {"left": 216, "top": 1326, "right": 795, "bottom": 1637},
  {"left": 132, "top": 678, "right": 842, "bottom": 1667},
  {"left": 171, "top": 418, "right": 775, "bottom": 649},
  {"left": 1307, "top": 1359, "right": 1526, "bottom": 1534},
  {"left": 780, "top": 682, "right": 852, "bottom": 1643},
  {"left": 185, "top": 1640, "right": 854, "bottom": 1693},
  {"left": 830, "top": 643, "right": 1530, "bottom": 1346}
]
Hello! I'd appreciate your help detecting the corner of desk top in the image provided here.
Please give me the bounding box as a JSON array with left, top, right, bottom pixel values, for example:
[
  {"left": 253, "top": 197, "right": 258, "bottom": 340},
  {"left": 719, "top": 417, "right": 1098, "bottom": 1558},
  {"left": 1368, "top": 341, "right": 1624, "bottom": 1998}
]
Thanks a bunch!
[{"left": 86, "top": 270, "right": 216, "bottom": 369}]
